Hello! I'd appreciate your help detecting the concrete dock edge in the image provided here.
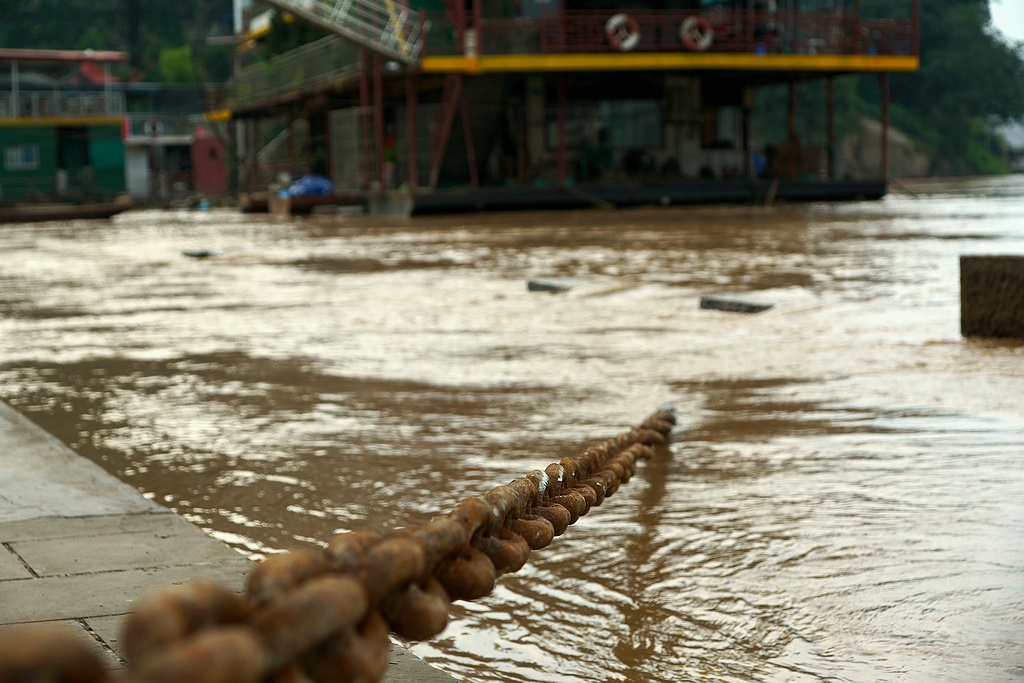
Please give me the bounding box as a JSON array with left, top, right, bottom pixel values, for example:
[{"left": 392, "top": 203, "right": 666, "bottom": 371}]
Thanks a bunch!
[{"left": 0, "top": 400, "right": 455, "bottom": 681}]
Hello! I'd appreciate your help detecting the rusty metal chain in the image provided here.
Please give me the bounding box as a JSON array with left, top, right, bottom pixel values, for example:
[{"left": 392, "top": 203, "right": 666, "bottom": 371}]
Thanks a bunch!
[{"left": 0, "top": 409, "right": 675, "bottom": 683}]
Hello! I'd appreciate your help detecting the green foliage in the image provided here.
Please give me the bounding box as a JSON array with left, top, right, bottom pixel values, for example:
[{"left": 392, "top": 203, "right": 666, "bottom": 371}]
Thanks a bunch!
[
  {"left": 756, "top": 0, "right": 1024, "bottom": 175},
  {"left": 0, "top": 0, "right": 232, "bottom": 83},
  {"left": 159, "top": 45, "right": 198, "bottom": 83}
]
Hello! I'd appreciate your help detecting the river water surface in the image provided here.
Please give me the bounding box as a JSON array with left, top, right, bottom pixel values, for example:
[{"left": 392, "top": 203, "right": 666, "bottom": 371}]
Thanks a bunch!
[{"left": 1, "top": 177, "right": 1022, "bottom": 682}]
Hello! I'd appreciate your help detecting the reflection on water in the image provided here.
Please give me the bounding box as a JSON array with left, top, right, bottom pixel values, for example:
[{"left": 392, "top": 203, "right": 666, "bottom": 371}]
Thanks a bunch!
[{"left": 2, "top": 176, "right": 1023, "bottom": 682}]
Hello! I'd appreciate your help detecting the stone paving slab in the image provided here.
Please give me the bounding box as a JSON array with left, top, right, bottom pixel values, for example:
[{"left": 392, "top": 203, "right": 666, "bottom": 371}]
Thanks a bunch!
[
  {"left": 0, "top": 401, "right": 456, "bottom": 682},
  {"left": 0, "top": 557, "right": 253, "bottom": 624},
  {"left": 0, "top": 544, "right": 30, "bottom": 581},
  {"left": 0, "top": 620, "right": 122, "bottom": 669},
  {"left": 11, "top": 515, "right": 240, "bottom": 577},
  {"left": 0, "top": 511, "right": 179, "bottom": 543}
]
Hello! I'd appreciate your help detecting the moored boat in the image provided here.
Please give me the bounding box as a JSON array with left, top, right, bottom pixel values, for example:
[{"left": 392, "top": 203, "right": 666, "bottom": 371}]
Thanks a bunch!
[{"left": 0, "top": 199, "right": 132, "bottom": 224}]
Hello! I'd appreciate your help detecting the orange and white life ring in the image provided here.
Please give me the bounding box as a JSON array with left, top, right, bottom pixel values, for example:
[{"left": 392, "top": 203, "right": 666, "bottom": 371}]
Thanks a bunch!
[
  {"left": 680, "top": 15, "right": 714, "bottom": 51},
  {"left": 606, "top": 13, "right": 641, "bottom": 52}
]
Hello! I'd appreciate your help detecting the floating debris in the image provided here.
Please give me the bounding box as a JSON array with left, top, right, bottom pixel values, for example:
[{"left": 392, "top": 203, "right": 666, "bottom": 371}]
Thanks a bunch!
[
  {"left": 699, "top": 296, "right": 774, "bottom": 314},
  {"left": 527, "top": 279, "right": 573, "bottom": 294}
]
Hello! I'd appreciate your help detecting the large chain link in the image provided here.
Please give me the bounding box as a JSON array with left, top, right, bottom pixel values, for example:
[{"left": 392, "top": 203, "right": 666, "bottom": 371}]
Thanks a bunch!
[{"left": 0, "top": 409, "right": 675, "bottom": 683}]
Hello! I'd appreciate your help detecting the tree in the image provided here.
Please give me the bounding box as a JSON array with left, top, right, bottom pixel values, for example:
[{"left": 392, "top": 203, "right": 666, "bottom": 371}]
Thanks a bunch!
[
  {"left": 871, "top": 0, "right": 1024, "bottom": 173},
  {"left": 0, "top": 0, "right": 232, "bottom": 83}
]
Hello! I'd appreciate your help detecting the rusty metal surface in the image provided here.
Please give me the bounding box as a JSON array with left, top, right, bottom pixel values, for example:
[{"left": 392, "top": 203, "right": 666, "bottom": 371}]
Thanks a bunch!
[{"left": 0, "top": 410, "right": 674, "bottom": 683}]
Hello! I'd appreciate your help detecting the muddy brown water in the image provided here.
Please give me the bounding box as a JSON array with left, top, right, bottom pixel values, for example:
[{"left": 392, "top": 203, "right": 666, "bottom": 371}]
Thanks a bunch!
[{"left": 2, "top": 177, "right": 1023, "bottom": 682}]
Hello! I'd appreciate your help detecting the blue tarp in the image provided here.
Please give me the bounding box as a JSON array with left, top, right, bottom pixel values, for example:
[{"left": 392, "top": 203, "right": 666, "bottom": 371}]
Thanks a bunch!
[{"left": 287, "top": 174, "right": 334, "bottom": 197}]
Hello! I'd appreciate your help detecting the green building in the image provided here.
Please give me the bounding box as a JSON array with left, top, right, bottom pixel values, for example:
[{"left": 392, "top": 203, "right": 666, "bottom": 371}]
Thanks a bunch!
[{"left": 1, "top": 49, "right": 128, "bottom": 203}]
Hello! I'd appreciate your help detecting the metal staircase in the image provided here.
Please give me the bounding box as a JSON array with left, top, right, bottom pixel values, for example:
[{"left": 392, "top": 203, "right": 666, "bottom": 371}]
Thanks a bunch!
[{"left": 260, "top": 0, "right": 425, "bottom": 64}]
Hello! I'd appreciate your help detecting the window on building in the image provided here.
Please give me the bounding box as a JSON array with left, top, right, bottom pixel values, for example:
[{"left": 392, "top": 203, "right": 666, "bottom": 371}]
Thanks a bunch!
[{"left": 4, "top": 144, "right": 40, "bottom": 171}]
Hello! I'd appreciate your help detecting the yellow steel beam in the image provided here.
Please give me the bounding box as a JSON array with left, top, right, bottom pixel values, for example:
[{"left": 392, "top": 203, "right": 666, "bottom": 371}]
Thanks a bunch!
[{"left": 420, "top": 53, "right": 919, "bottom": 74}]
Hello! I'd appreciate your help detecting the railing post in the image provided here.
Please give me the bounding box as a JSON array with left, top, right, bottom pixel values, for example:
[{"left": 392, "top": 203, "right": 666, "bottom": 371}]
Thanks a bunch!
[
  {"left": 853, "top": 0, "right": 861, "bottom": 52},
  {"left": 11, "top": 61, "right": 19, "bottom": 119},
  {"left": 911, "top": 0, "right": 919, "bottom": 57}
]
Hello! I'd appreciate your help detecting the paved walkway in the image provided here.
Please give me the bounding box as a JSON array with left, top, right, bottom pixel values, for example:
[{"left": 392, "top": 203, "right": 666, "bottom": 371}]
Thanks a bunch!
[{"left": 0, "top": 400, "right": 454, "bottom": 681}]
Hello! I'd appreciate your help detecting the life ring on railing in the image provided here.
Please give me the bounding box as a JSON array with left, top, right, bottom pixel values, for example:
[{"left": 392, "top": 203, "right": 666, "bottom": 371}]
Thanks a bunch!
[
  {"left": 680, "top": 15, "right": 714, "bottom": 51},
  {"left": 606, "top": 13, "right": 641, "bottom": 52}
]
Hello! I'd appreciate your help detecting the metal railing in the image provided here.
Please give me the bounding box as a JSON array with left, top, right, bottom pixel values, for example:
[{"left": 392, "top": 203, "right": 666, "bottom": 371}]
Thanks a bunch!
[
  {"left": 260, "top": 0, "right": 424, "bottom": 64},
  {"left": 0, "top": 91, "right": 126, "bottom": 119},
  {"left": 234, "top": 36, "right": 362, "bottom": 109},
  {"left": 123, "top": 113, "right": 204, "bottom": 140},
  {"left": 418, "top": 9, "right": 916, "bottom": 58}
]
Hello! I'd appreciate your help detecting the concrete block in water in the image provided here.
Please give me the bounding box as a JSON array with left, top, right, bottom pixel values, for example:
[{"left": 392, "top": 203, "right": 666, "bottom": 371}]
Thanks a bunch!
[
  {"left": 366, "top": 187, "right": 413, "bottom": 217},
  {"left": 699, "top": 296, "right": 774, "bottom": 314},
  {"left": 268, "top": 193, "right": 291, "bottom": 217},
  {"left": 960, "top": 255, "right": 1024, "bottom": 338}
]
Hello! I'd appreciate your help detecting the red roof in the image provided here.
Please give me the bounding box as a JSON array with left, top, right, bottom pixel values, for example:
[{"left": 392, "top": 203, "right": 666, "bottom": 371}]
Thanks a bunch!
[
  {"left": 65, "top": 60, "right": 125, "bottom": 85},
  {"left": 0, "top": 48, "right": 129, "bottom": 64}
]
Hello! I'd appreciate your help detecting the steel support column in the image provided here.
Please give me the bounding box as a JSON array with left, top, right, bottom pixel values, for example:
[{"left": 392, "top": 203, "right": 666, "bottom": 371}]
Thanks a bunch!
[
  {"left": 406, "top": 74, "right": 418, "bottom": 189},
  {"left": 787, "top": 81, "right": 798, "bottom": 177},
  {"left": 428, "top": 75, "right": 463, "bottom": 189},
  {"left": 827, "top": 76, "right": 836, "bottom": 180},
  {"left": 359, "top": 50, "right": 372, "bottom": 187},
  {"left": 373, "top": 54, "right": 385, "bottom": 186},
  {"left": 742, "top": 88, "right": 752, "bottom": 179},
  {"left": 557, "top": 75, "right": 566, "bottom": 185},
  {"left": 460, "top": 80, "right": 479, "bottom": 188},
  {"left": 880, "top": 72, "right": 889, "bottom": 179},
  {"left": 911, "top": 0, "right": 919, "bottom": 57}
]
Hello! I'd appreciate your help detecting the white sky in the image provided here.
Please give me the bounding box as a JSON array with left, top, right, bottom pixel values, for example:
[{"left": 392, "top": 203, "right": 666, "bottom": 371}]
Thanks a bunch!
[{"left": 990, "top": 0, "right": 1024, "bottom": 43}]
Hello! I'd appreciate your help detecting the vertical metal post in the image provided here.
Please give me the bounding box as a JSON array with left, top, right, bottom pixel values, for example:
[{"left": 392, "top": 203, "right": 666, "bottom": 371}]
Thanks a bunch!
[
  {"left": 786, "top": 80, "right": 798, "bottom": 177},
  {"left": 853, "top": 0, "right": 861, "bottom": 51},
  {"left": 150, "top": 121, "right": 158, "bottom": 199},
  {"left": 473, "top": 0, "right": 483, "bottom": 53},
  {"left": 911, "top": 0, "right": 919, "bottom": 57},
  {"left": 103, "top": 63, "right": 112, "bottom": 115},
  {"left": 359, "top": 50, "right": 372, "bottom": 187},
  {"left": 742, "top": 104, "right": 751, "bottom": 179},
  {"left": 787, "top": 81, "right": 796, "bottom": 137},
  {"left": 287, "top": 105, "right": 298, "bottom": 169},
  {"left": 253, "top": 119, "right": 263, "bottom": 190},
  {"left": 11, "top": 61, "right": 19, "bottom": 118},
  {"left": 880, "top": 72, "right": 889, "bottom": 179},
  {"left": 827, "top": 76, "right": 835, "bottom": 180},
  {"left": 557, "top": 75, "right": 566, "bottom": 185},
  {"left": 460, "top": 80, "right": 479, "bottom": 187},
  {"left": 373, "top": 54, "right": 385, "bottom": 186},
  {"left": 406, "top": 74, "right": 419, "bottom": 189}
]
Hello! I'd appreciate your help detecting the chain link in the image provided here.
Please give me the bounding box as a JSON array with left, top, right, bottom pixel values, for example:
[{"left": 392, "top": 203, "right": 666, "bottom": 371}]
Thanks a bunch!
[{"left": 0, "top": 409, "right": 675, "bottom": 683}]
